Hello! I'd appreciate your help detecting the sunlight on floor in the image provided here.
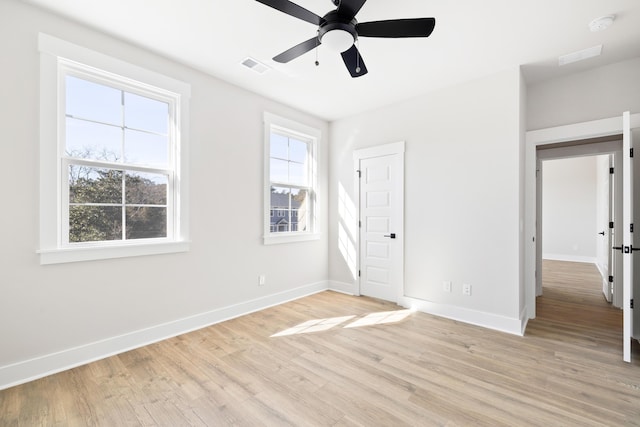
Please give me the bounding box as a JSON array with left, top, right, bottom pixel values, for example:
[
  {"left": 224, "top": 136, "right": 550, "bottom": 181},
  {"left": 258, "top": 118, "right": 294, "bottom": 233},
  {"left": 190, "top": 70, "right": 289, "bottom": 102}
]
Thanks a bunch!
[
  {"left": 271, "top": 315, "right": 356, "bottom": 337},
  {"left": 270, "top": 309, "right": 414, "bottom": 337},
  {"left": 343, "top": 309, "right": 413, "bottom": 329}
]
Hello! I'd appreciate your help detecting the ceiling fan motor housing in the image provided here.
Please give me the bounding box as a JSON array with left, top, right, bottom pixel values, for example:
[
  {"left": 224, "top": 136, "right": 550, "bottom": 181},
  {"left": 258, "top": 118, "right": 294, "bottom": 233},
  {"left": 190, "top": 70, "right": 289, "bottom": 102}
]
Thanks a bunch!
[{"left": 318, "top": 11, "right": 358, "bottom": 45}]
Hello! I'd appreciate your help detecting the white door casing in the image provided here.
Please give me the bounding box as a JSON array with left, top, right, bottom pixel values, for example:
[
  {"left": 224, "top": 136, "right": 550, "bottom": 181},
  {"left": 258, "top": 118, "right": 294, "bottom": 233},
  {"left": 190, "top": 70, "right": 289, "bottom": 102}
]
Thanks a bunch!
[{"left": 354, "top": 142, "right": 404, "bottom": 303}]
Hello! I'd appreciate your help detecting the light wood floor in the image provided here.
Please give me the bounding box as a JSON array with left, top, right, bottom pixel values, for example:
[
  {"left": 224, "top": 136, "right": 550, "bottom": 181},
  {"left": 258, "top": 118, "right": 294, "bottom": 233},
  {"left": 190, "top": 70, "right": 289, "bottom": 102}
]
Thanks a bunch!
[{"left": 1, "top": 261, "right": 639, "bottom": 426}]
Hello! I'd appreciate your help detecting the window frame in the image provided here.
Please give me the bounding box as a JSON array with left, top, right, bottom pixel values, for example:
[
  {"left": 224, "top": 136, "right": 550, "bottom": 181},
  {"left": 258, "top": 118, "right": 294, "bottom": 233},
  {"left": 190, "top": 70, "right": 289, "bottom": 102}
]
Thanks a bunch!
[
  {"left": 38, "top": 33, "right": 191, "bottom": 264},
  {"left": 263, "top": 112, "right": 320, "bottom": 245}
]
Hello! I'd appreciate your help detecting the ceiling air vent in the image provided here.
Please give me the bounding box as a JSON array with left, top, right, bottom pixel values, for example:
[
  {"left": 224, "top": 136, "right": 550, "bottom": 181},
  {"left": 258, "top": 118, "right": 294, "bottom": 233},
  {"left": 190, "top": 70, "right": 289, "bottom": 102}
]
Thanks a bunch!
[
  {"left": 241, "top": 57, "right": 269, "bottom": 74},
  {"left": 558, "top": 45, "right": 602, "bottom": 66}
]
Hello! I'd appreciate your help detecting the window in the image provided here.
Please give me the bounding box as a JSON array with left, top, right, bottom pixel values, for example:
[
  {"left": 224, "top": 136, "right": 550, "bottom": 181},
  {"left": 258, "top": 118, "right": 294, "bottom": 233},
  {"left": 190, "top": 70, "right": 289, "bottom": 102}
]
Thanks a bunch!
[
  {"left": 264, "top": 112, "right": 320, "bottom": 244},
  {"left": 38, "top": 34, "right": 190, "bottom": 264},
  {"left": 64, "top": 73, "right": 172, "bottom": 243}
]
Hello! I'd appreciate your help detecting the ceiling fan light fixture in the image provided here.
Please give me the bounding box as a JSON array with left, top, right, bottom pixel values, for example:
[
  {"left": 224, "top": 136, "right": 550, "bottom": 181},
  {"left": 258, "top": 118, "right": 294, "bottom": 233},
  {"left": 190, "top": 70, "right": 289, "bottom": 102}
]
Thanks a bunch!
[{"left": 321, "top": 29, "right": 355, "bottom": 53}]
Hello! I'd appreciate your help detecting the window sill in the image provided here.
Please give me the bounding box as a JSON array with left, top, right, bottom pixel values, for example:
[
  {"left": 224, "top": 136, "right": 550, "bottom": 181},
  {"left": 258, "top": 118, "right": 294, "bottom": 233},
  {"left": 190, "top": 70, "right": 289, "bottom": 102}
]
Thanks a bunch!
[
  {"left": 263, "top": 233, "right": 320, "bottom": 245},
  {"left": 38, "top": 241, "right": 190, "bottom": 265}
]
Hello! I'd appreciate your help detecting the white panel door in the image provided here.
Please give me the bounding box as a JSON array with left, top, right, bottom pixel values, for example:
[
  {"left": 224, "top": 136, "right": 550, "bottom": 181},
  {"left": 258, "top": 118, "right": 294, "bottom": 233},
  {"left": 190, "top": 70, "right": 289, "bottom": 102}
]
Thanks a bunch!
[
  {"left": 605, "top": 155, "right": 614, "bottom": 303},
  {"left": 359, "top": 153, "right": 403, "bottom": 302},
  {"left": 598, "top": 155, "right": 613, "bottom": 302},
  {"left": 622, "top": 111, "right": 634, "bottom": 363}
]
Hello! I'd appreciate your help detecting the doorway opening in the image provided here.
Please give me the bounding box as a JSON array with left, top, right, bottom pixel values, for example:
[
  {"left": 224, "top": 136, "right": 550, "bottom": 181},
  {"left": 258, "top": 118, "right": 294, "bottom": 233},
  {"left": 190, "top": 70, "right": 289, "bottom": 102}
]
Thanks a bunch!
[
  {"left": 535, "top": 138, "right": 623, "bottom": 301},
  {"left": 535, "top": 138, "right": 626, "bottom": 351},
  {"left": 525, "top": 112, "right": 640, "bottom": 362}
]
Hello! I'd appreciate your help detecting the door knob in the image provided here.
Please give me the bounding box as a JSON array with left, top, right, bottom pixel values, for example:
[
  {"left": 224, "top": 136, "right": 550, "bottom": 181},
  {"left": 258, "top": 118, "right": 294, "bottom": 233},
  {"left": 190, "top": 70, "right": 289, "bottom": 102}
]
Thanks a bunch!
[
  {"left": 598, "top": 231, "right": 605, "bottom": 236},
  {"left": 384, "top": 233, "right": 396, "bottom": 239}
]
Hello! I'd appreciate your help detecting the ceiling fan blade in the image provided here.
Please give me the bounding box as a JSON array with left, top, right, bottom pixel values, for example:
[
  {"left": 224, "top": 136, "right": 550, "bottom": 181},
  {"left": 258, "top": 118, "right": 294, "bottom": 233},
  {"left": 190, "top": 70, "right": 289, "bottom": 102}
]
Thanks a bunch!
[
  {"left": 255, "top": 0, "right": 322, "bottom": 26},
  {"left": 336, "top": 0, "right": 367, "bottom": 20},
  {"left": 357, "top": 18, "right": 436, "bottom": 38},
  {"left": 340, "top": 44, "right": 368, "bottom": 78},
  {"left": 273, "top": 37, "right": 320, "bottom": 63}
]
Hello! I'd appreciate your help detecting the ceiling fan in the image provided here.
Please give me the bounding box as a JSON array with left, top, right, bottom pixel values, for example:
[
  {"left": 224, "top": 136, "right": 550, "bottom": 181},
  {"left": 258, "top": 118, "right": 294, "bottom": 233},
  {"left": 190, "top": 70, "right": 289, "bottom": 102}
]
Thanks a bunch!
[{"left": 255, "top": 0, "right": 436, "bottom": 78}]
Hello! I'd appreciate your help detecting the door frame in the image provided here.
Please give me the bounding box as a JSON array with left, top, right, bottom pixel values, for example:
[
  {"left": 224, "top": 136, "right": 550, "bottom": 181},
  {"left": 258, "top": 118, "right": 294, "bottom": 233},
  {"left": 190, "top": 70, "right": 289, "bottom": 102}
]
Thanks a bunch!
[
  {"left": 525, "top": 114, "right": 640, "bottom": 321},
  {"left": 353, "top": 141, "right": 405, "bottom": 303},
  {"left": 536, "top": 143, "right": 622, "bottom": 305}
]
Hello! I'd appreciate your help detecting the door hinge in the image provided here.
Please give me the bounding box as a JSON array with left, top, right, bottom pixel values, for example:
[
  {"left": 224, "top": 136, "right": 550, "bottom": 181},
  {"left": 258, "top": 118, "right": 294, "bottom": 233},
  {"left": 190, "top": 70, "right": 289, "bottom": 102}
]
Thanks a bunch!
[
  {"left": 357, "top": 170, "right": 361, "bottom": 178},
  {"left": 609, "top": 221, "right": 614, "bottom": 229},
  {"left": 609, "top": 275, "right": 614, "bottom": 283},
  {"left": 631, "top": 148, "right": 634, "bottom": 158},
  {"left": 610, "top": 167, "right": 614, "bottom": 174},
  {"left": 631, "top": 299, "right": 634, "bottom": 309},
  {"left": 631, "top": 223, "right": 634, "bottom": 233},
  {"left": 358, "top": 220, "right": 361, "bottom": 228},
  {"left": 358, "top": 270, "right": 361, "bottom": 277}
]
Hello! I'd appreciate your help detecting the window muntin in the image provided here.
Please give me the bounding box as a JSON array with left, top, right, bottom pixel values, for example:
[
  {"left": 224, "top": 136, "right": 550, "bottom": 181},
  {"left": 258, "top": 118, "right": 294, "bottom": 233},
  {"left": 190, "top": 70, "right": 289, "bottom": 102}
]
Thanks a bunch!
[
  {"left": 264, "top": 113, "right": 319, "bottom": 244},
  {"left": 62, "top": 70, "right": 174, "bottom": 246}
]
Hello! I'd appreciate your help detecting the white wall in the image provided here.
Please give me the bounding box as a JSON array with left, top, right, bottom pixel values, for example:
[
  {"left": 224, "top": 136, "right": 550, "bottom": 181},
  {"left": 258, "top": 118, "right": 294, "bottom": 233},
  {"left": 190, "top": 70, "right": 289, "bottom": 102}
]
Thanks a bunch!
[
  {"left": 527, "top": 57, "right": 640, "bottom": 131},
  {"left": 329, "top": 67, "right": 525, "bottom": 333},
  {"left": 541, "top": 157, "right": 598, "bottom": 263},
  {"left": 0, "top": 0, "right": 329, "bottom": 388}
]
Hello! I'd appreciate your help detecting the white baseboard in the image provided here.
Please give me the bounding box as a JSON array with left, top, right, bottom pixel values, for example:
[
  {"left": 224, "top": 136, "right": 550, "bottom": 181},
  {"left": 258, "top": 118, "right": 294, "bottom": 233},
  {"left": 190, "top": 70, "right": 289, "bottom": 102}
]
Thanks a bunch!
[
  {"left": 542, "top": 254, "right": 598, "bottom": 264},
  {"left": 398, "top": 296, "right": 524, "bottom": 336},
  {"left": 0, "top": 281, "right": 329, "bottom": 391},
  {"left": 328, "top": 280, "right": 358, "bottom": 295}
]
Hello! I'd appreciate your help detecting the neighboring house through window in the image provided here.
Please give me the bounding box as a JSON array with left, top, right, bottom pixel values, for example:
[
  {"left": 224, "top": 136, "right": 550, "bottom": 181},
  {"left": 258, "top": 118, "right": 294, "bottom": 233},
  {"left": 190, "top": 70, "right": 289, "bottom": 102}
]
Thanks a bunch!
[
  {"left": 38, "top": 34, "right": 191, "bottom": 264},
  {"left": 264, "top": 112, "right": 320, "bottom": 244}
]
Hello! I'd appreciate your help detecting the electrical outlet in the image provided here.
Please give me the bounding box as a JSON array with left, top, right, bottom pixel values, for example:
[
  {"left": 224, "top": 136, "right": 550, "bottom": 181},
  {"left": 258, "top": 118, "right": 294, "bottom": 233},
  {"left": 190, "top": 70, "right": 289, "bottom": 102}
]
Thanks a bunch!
[
  {"left": 258, "top": 275, "right": 266, "bottom": 286},
  {"left": 443, "top": 281, "right": 452, "bottom": 293},
  {"left": 462, "top": 283, "right": 471, "bottom": 296}
]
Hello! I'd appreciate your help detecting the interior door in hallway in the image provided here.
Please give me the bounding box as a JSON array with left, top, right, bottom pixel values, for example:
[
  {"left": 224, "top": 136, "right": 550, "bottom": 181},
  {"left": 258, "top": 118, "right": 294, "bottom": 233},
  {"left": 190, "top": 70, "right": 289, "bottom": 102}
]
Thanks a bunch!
[
  {"left": 357, "top": 143, "right": 404, "bottom": 303},
  {"left": 622, "top": 111, "right": 634, "bottom": 363}
]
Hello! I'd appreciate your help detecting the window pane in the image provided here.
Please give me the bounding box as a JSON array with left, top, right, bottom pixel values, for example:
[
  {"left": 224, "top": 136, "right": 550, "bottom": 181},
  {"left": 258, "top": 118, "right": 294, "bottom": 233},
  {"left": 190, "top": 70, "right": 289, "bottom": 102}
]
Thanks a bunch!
[
  {"left": 69, "top": 166, "right": 122, "bottom": 204},
  {"left": 270, "top": 158, "right": 289, "bottom": 183},
  {"left": 270, "top": 132, "right": 288, "bottom": 159},
  {"left": 69, "top": 205, "right": 122, "bottom": 242},
  {"left": 124, "top": 129, "right": 168, "bottom": 167},
  {"left": 124, "top": 92, "right": 169, "bottom": 134},
  {"left": 289, "top": 138, "right": 308, "bottom": 164},
  {"left": 126, "top": 172, "right": 167, "bottom": 205},
  {"left": 126, "top": 207, "right": 167, "bottom": 239},
  {"left": 291, "top": 188, "right": 308, "bottom": 232},
  {"left": 66, "top": 117, "right": 122, "bottom": 162},
  {"left": 66, "top": 76, "right": 122, "bottom": 125},
  {"left": 270, "top": 186, "right": 291, "bottom": 233},
  {"left": 289, "top": 161, "right": 308, "bottom": 186}
]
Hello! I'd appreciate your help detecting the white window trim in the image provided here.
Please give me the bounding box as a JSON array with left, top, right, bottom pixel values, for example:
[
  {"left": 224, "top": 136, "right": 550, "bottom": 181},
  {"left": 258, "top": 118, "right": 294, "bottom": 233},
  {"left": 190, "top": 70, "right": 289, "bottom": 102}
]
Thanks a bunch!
[
  {"left": 38, "top": 33, "right": 191, "bottom": 264},
  {"left": 263, "top": 112, "right": 320, "bottom": 245}
]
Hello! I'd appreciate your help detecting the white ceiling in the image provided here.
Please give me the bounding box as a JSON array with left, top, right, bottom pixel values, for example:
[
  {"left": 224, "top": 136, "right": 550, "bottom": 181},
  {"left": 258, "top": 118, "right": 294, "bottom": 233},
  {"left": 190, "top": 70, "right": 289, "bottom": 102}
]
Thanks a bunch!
[{"left": 22, "top": 0, "right": 640, "bottom": 121}]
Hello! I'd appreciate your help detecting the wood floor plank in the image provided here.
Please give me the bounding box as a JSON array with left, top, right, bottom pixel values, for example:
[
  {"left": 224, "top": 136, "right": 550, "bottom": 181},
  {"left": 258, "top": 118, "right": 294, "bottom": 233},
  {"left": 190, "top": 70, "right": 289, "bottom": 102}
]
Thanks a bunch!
[{"left": 1, "top": 260, "right": 640, "bottom": 425}]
